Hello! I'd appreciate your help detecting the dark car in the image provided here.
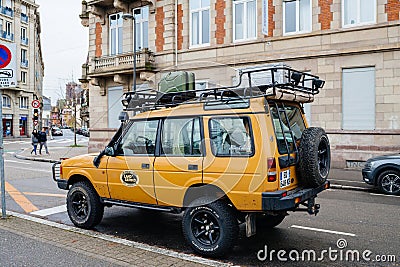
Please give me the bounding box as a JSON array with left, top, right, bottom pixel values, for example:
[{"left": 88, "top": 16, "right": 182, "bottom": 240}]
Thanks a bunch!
[
  {"left": 51, "top": 127, "right": 63, "bottom": 136},
  {"left": 362, "top": 154, "right": 400, "bottom": 195}
]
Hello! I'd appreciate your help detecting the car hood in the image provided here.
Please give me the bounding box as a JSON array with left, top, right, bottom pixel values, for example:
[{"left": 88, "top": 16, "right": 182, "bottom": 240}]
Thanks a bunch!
[
  {"left": 367, "top": 153, "right": 400, "bottom": 163},
  {"left": 62, "top": 153, "right": 99, "bottom": 168}
]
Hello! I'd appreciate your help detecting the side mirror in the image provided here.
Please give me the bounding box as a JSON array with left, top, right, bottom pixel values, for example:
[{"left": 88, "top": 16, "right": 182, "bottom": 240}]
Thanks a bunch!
[{"left": 104, "top": 146, "right": 115, "bottom": 156}]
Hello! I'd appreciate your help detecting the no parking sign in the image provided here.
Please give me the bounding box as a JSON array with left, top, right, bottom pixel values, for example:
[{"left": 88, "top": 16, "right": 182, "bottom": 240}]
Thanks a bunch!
[{"left": 0, "top": 43, "right": 17, "bottom": 88}]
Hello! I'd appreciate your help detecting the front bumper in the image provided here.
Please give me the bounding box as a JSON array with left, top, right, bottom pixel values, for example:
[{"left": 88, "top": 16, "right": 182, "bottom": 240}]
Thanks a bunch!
[
  {"left": 361, "top": 169, "right": 375, "bottom": 185},
  {"left": 262, "top": 181, "right": 329, "bottom": 211},
  {"left": 52, "top": 162, "right": 68, "bottom": 190}
]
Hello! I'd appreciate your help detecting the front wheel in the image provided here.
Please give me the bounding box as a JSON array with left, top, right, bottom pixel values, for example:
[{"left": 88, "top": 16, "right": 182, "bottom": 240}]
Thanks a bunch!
[
  {"left": 67, "top": 181, "right": 104, "bottom": 229},
  {"left": 182, "top": 198, "right": 238, "bottom": 257},
  {"left": 378, "top": 170, "right": 400, "bottom": 195}
]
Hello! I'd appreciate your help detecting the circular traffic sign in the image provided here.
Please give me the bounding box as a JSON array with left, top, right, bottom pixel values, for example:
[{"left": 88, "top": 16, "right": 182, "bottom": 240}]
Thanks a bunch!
[
  {"left": 0, "top": 45, "right": 12, "bottom": 69},
  {"left": 32, "top": 99, "right": 40, "bottom": 108}
]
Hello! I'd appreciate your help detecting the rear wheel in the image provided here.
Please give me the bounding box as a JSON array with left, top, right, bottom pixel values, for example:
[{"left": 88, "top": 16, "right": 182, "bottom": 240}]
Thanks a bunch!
[
  {"left": 378, "top": 170, "right": 400, "bottom": 195},
  {"left": 298, "top": 127, "right": 331, "bottom": 187},
  {"left": 67, "top": 181, "right": 104, "bottom": 229},
  {"left": 182, "top": 198, "right": 238, "bottom": 257}
]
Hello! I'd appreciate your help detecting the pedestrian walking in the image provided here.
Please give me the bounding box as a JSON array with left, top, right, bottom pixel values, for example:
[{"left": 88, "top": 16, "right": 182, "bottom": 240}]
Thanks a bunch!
[
  {"left": 31, "top": 129, "right": 39, "bottom": 155},
  {"left": 38, "top": 127, "right": 49, "bottom": 155}
]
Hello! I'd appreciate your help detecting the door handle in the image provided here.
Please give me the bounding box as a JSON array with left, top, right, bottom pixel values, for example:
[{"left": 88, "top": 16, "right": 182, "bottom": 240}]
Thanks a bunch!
[
  {"left": 141, "top": 163, "right": 150, "bottom": 169},
  {"left": 188, "top": 164, "right": 198, "bottom": 171}
]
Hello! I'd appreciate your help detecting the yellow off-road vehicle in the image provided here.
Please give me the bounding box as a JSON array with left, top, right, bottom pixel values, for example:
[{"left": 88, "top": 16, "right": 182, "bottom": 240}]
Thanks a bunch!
[{"left": 53, "top": 66, "right": 330, "bottom": 257}]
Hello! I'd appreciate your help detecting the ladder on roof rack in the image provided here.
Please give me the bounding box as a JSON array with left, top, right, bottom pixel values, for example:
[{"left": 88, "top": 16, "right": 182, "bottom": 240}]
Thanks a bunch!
[{"left": 121, "top": 66, "right": 325, "bottom": 113}]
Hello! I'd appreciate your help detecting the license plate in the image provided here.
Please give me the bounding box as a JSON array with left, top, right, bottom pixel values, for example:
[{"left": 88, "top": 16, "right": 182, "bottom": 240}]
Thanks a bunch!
[{"left": 280, "top": 170, "right": 291, "bottom": 188}]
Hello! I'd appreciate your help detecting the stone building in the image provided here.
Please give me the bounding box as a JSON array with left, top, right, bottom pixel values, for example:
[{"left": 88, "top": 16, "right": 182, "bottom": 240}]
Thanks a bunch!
[
  {"left": 0, "top": 0, "right": 44, "bottom": 137},
  {"left": 80, "top": 0, "right": 400, "bottom": 168}
]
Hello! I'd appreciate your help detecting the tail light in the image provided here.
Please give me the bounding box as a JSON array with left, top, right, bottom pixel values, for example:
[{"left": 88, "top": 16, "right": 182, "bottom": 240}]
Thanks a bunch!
[{"left": 267, "top": 157, "right": 277, "bottom": 182}]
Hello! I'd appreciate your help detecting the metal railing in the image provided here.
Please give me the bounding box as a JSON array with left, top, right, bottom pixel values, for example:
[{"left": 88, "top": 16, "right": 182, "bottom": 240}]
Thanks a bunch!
[
  {"left": 0, "top": 6, "right": 13, "bottom": 17},
  {"left": 21, "top": 37, "right": 29, "bottom": 45},
  {"left": 21, "top": 13, "right": 28, "bottom": 23},
  {"left": 0, "top": 30, "right": 14, "bottom": 41},
  {"left": 21, "top": 60, "right": 29, "bottom": 68}
]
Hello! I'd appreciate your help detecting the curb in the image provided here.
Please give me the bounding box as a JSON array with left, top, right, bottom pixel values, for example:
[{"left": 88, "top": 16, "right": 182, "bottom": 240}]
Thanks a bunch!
[
  {"left": 3, "top": 211, "right": 230, "bottom": 267},
  {"left": 13, "top": 149, "right": 58, "bottom": 163},
  {"left": 330, "top": 184, "right": 371, "bottom": 192}
]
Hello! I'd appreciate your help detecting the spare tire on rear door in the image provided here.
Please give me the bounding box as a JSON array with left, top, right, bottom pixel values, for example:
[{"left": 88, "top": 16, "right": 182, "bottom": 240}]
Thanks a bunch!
[{"left": 298, "top": 127, "right": 330, "bottom": 188}]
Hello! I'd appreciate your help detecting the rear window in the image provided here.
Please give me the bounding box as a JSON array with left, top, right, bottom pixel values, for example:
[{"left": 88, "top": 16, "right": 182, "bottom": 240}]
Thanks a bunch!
[
  {"left": 209, "top": 117, "right": 254, "bottom": 157},
  {"left": 270, "top": 104, "right": 305, "bottom": 154}
]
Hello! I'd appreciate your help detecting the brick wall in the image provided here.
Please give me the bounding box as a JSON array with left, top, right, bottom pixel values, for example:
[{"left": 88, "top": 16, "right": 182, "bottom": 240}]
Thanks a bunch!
[
  {"left": 95, "top": 22, "right": 102, "bottom": 57},
  {"left": 318, "top": 0, "right": 333, "bottom": 30},
  {"left": 155, "top": 6, "right": 165, "bottom": 52},
  {"left": 386, "top": 0, "right": 400, "bottom": 21},
  {"left": 177, "top": 4, "right": 183, "bottom": 50},
  {"left": 268, "top": 0, "right": 275, "bottom": 36},
  {"left": 215, "top": 0, "right": 226, "bottom": 44}
]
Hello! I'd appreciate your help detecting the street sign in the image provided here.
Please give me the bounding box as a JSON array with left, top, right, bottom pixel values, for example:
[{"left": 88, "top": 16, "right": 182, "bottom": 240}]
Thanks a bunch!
[
  {"left": 0, "top": 43, "right": 16, "bottom": 88},
  {"left": 32, "top": 99, "right": 40, "bottom": 108}
]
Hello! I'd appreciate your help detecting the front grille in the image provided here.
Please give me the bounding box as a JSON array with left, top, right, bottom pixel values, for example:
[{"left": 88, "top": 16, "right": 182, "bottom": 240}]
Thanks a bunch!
[{"left": 52, "top": 162, "right": 61, "bottom": 181}]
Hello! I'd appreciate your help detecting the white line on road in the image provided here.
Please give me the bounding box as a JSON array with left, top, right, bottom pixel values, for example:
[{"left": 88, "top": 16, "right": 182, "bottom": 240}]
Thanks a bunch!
[
  {"left": 291, "top": 225, "right": 356, "bottom": 237},
  {"left": 329, "top": 179, "right": 366, "bottom": 184},
  {"left": 5, "top": 159, "right": 31, "bottom": 165},
  {"left": 30, "top": 205, "right": 67, "bottom": 216},
  {"left": 370, "top": 193, "right": 400, "bottom": 198}
]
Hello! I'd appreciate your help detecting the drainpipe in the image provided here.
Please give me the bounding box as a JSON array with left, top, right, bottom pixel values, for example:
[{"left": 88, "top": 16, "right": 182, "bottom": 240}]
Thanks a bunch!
[{"left": 175, "top": 0, "right": 178, "bottom": 69}]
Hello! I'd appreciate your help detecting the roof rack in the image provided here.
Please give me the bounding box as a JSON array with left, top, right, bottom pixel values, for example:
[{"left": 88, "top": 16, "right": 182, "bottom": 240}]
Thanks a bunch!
[{"left": 121, "top": 66, "right": 325, "bottom": 113}]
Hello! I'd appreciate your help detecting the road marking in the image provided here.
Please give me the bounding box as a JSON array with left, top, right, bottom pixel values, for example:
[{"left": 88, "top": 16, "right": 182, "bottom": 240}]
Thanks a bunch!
[
  {"left": 291, "top": 225, "right": 356, "bottom": 237},
  {"left": 329, "top": 179, "right": 365, "bottom": 184},
  {"left": 11, "top": 166, "right": 52, "bottom": 173},
  {"left": 30, "top": 205, "right": 67, "bottom": 216},
  {"left": 23, "top": 192, "right": 66, "bottom": 198},
  {"left": 370, "top": 193, "right": 400, "bottom": 198},
  {"left": 5, "top": 159, "right": 31, "bottom": 165},
  {"left": 7, "top": 211, "right": 228, "bottom": 267},
  {"left": 5, "top": 182, "right": 39, "bottom": 213}
]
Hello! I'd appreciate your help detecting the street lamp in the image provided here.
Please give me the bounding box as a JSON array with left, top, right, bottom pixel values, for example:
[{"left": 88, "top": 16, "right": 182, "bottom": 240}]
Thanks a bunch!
[{"left": 122, "top": 9, "right": 141, "bottom": 93}]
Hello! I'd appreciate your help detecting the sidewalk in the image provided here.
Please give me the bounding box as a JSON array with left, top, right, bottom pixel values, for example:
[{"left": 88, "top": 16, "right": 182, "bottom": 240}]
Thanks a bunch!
[
  {"left": 0, "top": 211, "right": 220, "bottom": 267},
  {"left": 14, "top": 145, "right": 90, "bottom": 163}
]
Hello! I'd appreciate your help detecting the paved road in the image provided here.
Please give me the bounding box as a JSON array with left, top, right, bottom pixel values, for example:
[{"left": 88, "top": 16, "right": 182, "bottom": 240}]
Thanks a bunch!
[{"left": 1, "top": 133, "right": 399, "bottom": 266}]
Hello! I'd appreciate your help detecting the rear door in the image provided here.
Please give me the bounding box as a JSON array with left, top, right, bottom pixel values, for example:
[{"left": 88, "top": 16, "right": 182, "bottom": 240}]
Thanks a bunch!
[
  {"left": 153, "top": 117, "right": 203, "bottom": 207},
  {"left": 106, "top": 120, "right": 159, "bottom": 204}
]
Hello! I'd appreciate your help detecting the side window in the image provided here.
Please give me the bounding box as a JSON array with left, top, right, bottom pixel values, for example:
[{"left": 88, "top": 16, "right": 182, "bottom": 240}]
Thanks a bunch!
[
  {"left": 119, "top": 120, "right": 159, "bottom": 155},
  {"left": 161, "top": 118, "right": 202, "bottom": 156},
  {"left": 209, "top": 117, "right": 253, "bottom": 156}
]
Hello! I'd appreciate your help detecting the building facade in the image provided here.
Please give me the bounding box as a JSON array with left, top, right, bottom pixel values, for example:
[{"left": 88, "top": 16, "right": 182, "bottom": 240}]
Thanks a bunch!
[
  {"left": 81, "top": 0, "right": 400, "bottom": 167},
  {"left": 0, "top": 0, "right": 44, "bottom": 137}
]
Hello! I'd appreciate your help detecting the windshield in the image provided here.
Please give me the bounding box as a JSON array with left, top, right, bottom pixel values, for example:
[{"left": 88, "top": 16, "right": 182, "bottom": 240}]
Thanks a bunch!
[{"left": 270, "top": 104, "right": 306, "bottom": 154}]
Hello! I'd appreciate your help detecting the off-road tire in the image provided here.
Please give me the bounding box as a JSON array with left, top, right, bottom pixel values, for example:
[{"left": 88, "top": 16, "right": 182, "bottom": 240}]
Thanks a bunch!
[
  {"left": 182, "top": 198, "right": 239, "bottom": 257},
  {"left": 377, "top": 170, "right": 400, "bottom": 195},
  {"left": 67, "top": 181, "right": 104, "bottom": 229},
  {"left": 298, "top": 127, "right": 331, "bottom": 188},
  {"left": 256, "top": 214, "right": 286, "bottom": 229}
]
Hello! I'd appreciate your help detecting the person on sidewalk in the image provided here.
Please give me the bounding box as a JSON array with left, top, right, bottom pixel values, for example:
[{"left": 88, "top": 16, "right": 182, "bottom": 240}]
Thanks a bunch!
[
  {"left": 38, "top": 127, "right": 49, "bottom": 155},
  {"left": 31, "top": 129, "right": 39, "bottom": 155}
]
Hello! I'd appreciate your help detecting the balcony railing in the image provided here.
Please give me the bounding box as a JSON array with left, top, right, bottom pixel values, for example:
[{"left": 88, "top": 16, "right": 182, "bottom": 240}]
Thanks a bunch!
[
  {"left": 0, "top": 30, "right": 14, "bottom": 41},
  {"left": 21, "top": 13, "right": 28, "bottom": 23},
  {"left": 92, "top": 49, "right": 155, "bottom": 76},
  {"left": 0, "top": 6, "right": 13, "bottom": 17},
  {"left": 21, "top": 37, "right": 29, "bottom": 45},
  {"left": 21, "top": 60, "right": 29, "bottom": 68}
]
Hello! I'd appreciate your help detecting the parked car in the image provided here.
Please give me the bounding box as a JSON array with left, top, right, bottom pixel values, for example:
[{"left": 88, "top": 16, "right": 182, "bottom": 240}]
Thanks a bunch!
[
  {"left": 51, "top": 127, "right": 63, "bottom": 136},
  {"left": 52, "top": 67, "right": 330, "bottom": 257},
  {"left": 362, "top": 154, "right": 400, "bottom": 195}
]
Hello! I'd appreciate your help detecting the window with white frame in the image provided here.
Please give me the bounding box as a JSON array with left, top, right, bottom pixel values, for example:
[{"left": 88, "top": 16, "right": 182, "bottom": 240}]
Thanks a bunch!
[
  {"left": 342, "top": 0, "right": 376, "bottom": 27},
  {"left": 21, "top": 71, "right": 27, "bottom": 84},
  {"left": 133, "top": 6, "right": 149, "bottom": 51},
  {"left": 21, "top": 4, "right": 27, "bottom": 15},
  {"left": 190, "top": 0, "right": 210, "bottom": 46},
  {"left": 233, "top": 0, "right": 257, "bottom": 41},
  {"left": 21, "top": 49, "right": 27, "bottom": 62},
  {"left": 19, "top": 97, "right": 29, "bottom": 109},
  {"left": 4, "top": 0, "right": 12, "bottom": 8},
  {"left": 342, "top": 67, "right": 375, "bottom": 130},
  {"left": 2, "top": 95, "right": 11, "bottom": 108},
  {"left": 21, "top": 27, "right": 26, "bottom": 39},
  {"left": 283, "top": 0, "right": 311, "bottom": 35},
  {"left": 5, "top": 21, "right": 12, "bottom": 35},
  {"left": 109, "top": 13, "right": 123, "bottom": 55}
]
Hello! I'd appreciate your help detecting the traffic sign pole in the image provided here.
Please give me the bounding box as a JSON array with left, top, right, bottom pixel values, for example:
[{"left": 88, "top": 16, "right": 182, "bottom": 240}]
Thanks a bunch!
[{"left": 0, "top": 89, "right": 6, "bottom": 219}]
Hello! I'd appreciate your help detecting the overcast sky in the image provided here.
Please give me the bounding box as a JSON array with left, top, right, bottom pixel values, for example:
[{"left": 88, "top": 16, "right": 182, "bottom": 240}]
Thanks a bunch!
[{"left": 36, "top": 0, "right": 88, "bottom": 105}]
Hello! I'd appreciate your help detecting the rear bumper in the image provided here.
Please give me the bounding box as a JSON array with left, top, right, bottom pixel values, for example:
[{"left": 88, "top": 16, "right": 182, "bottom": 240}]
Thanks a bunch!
[{"left": 262, "top": 181, "right": 329, "bottom": 211}]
